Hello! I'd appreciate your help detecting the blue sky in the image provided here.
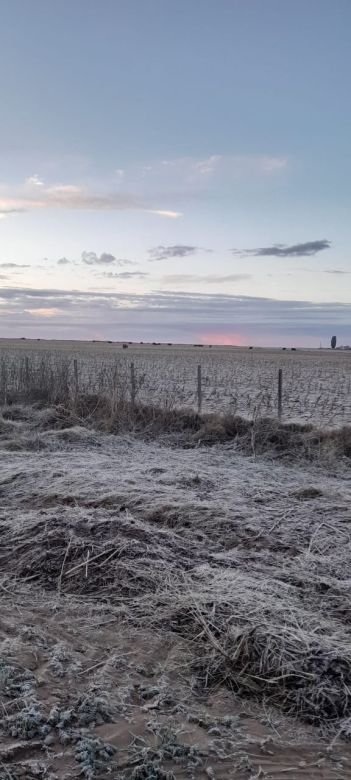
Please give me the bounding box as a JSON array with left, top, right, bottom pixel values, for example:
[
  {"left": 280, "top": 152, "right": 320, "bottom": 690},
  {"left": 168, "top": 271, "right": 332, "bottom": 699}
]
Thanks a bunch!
[{"left": 0, "top": 0, "right": 350, "bottom": 345}]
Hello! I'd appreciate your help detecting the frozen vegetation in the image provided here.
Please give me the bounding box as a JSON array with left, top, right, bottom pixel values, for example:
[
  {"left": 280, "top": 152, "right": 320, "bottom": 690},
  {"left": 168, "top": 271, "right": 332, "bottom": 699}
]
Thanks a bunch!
[
  {"left": 1, "top": 340, "right": 351, "bottom": 426},
  {"left": 0, "top": 394, "right": 351, "bottom": 778}
]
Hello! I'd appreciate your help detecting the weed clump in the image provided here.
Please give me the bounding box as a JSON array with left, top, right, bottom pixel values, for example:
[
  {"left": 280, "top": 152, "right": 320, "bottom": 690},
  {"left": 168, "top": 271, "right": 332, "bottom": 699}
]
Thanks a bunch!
[
  {"left": 130, "top": 765, "right": 175, "bottom": 780},
  {"left": 75, "top": 735, "right": 116, "bottom": 779},
  {"left": 47, "top": 689, "right": 113, "bottom": 736},
  {"left": 0, "top": 660, "right": 35, "bottom": 699},
  {"left": 6, "top": 701, "right": 48, "bottom": 740}
]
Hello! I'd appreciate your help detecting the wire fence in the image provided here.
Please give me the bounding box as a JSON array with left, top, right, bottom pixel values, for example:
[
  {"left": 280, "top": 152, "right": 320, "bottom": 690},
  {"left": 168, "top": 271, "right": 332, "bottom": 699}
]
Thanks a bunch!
[{"left": 1, "top": 347, "right": 351, "bottom": 427}]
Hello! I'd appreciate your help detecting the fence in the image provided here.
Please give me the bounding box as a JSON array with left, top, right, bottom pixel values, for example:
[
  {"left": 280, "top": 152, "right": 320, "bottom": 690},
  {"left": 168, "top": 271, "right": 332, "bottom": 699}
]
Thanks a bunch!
[
  {"left": 1, "top": 345, "right": 351, "bottom": 426},
  {"left": 0, "top": 352, "right": 290, "bottom": 422}
]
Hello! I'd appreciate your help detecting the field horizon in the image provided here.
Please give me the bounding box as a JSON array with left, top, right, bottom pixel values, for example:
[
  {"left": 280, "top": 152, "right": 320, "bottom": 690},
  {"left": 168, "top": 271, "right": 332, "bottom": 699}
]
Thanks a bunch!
[
  {"left": 1, "top": 340, "right": 350, "bottom": 428},
  {"left": 1, "top": 337, "right": 348, "bottom": 353}
]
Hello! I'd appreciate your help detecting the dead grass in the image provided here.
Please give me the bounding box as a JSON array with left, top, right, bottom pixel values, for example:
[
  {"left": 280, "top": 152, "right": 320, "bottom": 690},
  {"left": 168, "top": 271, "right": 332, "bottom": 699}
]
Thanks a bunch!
[
  {"left": 0, "top": 430, "right": 350, "bottom": 729},
  {"left": 1, "top": 399, "right": 351, "bottom": 778},
  {"left": 163, "top": 573, "right": 351, "bottom": 723},
  {"left": 1, "top": 342, "right": 351, "bottom": 427},
  {"left": 3, "top": 395, "right": 350, "bottom": 463}
]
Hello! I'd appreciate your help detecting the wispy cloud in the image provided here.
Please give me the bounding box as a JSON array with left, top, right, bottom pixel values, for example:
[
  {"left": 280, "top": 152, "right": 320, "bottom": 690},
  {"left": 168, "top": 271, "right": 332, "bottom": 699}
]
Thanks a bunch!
[
  {"left": 0, "top": 262, "right": 30, "bottom": 268},
  {"left": 232, "top": 240, "right": 331, "bottom": 258},
  {"left": 56, "top": 253, "right": 136, "bottom": 266},
  {"left": 190, "top": 155, "right": 223, "bottom": 176},
  {"left": 24, "top": 174, "right": 45, "bottom": 187},
  {"left": 81, "top": 252, "right": 135, "bottom": 266},
  {"left": 148, "top": 245, "right": 205, "bottom": 262},
  {"left": 0, "top": 206, "right": 26, "bottom": 218},
  {"left": 158, "top": 154, "right": 288, "bottom": 180},
  {"left": 162, "top": 273, "right": 251, "bottom": 284},
  {"left": 1, "top": 154, "right": 287, "bottom": 223},
  {"left": 132, "top": 154, "right": 288, "bottom": 205},
  {"left": 147, "top": 209, "right": 182, "bottom": 218},
  {"left": 25, "top": 307, "right": 63, "bottom": 317},
  {"left": 0, "top": 285, "right": 349, "bottom": 344},
  {"left": 0, "top": 286, "right": 348, "bottom": 322},
  {"left": 325, "top": 269, "right": 350, "bottom": 275},
  {"left": 0, "top": 178, "right": 182, "bottom": 219},
  {"left": 101, "top": 271, "right": 149, "bottom": 279},
  {"left": 258, "top": 157, "right": 288, "bottom": 173}
]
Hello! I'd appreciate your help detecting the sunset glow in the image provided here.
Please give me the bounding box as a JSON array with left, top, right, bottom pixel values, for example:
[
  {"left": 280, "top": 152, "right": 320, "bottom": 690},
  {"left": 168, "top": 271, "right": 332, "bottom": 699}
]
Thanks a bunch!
[
  {"left": 199, "top": 332, "right": 246, "bottom": 346},
  {"left": 0, "top": 1, "right": 349, "bottom": 345}
]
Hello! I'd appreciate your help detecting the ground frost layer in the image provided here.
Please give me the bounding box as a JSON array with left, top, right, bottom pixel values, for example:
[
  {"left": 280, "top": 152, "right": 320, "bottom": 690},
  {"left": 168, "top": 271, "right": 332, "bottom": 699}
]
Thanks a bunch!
[{"left": 1, "top": 405, "right": 351, "bottom": 779}]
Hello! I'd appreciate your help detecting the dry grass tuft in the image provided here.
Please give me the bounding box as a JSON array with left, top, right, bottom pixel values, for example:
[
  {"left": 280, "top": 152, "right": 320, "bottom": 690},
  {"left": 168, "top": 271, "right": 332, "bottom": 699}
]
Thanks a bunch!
[
  {"left": 4, "top": 395, "right": 349, "bottom": 462},
  {"left": 1, "top": 393, "right": 351, "bottom": 778},
  {"left": 182, "top": 600, "right": 351, "bottom": 722}
]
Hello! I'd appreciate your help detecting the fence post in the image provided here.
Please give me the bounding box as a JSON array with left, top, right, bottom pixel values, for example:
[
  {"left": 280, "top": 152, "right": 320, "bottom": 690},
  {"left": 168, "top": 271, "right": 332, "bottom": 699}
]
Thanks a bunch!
[
  {"left": 0, "top": 360, "right": 4, "bottom": 405},
  {"left": 130, "top": 362, "right": 136, "bottom": 406},
  {"left": 25, "top": 356, "right": 30, "bottom": 387},
  {"left": 197, "top": 364, "right": 202, "bottom": 414},
  {"left": 278, "top": 368, "right": 283, "bottom": 420},
  {"left": 73, "top": 359, "right": 79, "bottom": 404},
  {"left": 113, "top": 363, "right": 118, "bottom": 395}
]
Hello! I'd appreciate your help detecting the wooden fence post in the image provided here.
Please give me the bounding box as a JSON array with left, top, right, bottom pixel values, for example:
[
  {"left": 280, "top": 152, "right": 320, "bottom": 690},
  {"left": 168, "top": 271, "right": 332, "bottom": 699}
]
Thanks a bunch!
[
  {"left": 113, "top": 363, "right": 118, "bottom": 394},
  {"left": 25, "top": 356, "right": 30, "bottom": 388},
  {"left": 278, "top": 368, "right": 283, "bottom": 420},
  {"left": 197, "top": 364, "right": 202, "bottom": 414},
  {"left": 0, "top": 361, "right": 5, "bottom": 405},
  {"left": 130, "top": 362, "right": 136, "bottom": 406},
  {"left": 73, "top": 359, "right": 79, "bottom": 404}
]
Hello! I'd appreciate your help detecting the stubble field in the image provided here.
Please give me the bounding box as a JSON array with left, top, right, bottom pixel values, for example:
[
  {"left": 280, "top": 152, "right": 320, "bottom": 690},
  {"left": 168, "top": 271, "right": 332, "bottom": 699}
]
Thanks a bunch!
[
  {"left": 1, "top": 341, "right": 351, "bottom": 779},
  {"left": 1, "top": 339, "right": 351, "bottom": 426}
]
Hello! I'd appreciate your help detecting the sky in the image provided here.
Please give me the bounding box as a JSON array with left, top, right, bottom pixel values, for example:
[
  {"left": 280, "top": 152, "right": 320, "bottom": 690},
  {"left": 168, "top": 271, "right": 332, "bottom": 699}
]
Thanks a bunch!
[{"left": 0, "top": 0, "right": 350, "bottom": 346}]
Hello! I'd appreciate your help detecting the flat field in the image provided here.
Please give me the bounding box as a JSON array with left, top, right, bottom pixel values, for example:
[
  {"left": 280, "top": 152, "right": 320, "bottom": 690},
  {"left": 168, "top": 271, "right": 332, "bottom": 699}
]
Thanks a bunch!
[
  {"left": 1, "top": 339, "right": 351, "bottom": 426},
  {"left": 1, "top": 401, "right": 351, "bottom": 778}
]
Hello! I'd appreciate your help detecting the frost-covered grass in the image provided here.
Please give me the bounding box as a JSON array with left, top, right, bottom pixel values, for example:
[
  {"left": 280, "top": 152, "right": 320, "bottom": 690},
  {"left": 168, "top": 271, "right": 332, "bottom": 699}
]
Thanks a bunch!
[
  {"left": 1, "top": 340, "right": 351, "bottom": 425},
  {"left": 1, "top": 401, "right": 351, "bottom": 778}
]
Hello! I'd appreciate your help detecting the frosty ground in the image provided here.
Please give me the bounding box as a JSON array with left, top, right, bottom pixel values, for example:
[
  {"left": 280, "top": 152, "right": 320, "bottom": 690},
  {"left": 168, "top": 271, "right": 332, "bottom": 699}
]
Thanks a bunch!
[
  {"left": 1, "top": 339, "right": 351, "bottom": 426},
  {"left": 1, "top": 404, "right": 351, "bottom": 779}
]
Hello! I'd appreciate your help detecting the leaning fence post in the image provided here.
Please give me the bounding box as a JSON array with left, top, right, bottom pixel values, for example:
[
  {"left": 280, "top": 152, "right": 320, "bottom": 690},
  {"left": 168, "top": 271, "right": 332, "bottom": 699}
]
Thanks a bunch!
[
  {"left": 130, "top": 362, "right": 136, "bottom": 406},
  {"left": 197, "top": 364, "right": 202, "bottom": 414},
  {"left": 73, "top": 359, "right": 79, "bottom": 404},
  {"left": 278, "top": 368, "right": 283, "bottom": 420}
]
